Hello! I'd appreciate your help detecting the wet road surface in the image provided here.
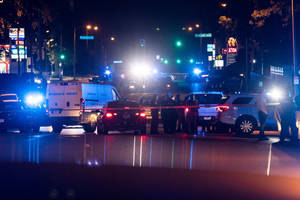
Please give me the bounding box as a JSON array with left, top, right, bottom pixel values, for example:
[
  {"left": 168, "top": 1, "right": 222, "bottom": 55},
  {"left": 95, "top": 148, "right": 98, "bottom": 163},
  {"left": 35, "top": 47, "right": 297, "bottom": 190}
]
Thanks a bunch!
[{"left": 0, "top": 127, "right": 300, "bottom": 178}]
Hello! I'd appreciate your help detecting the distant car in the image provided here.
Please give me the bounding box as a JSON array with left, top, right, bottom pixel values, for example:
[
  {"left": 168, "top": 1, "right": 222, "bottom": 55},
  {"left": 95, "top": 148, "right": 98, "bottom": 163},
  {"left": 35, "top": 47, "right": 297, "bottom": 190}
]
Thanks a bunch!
[
  {"left": 0, "top": 94, "right": 41, "bottom": 133},
  {"left": 97, "top": 100, "right": 147, "bottom": 134},
  {"left": 218, "top": 93, "right": 279, "bottom": 134},
  {"left": 185, "top": 92, "right": 225, "bottom": 127}
]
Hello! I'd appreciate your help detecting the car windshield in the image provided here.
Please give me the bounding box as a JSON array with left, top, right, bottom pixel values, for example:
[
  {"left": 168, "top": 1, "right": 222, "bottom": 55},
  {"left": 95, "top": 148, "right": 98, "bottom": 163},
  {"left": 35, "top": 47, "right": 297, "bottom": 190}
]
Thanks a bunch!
[{"left": 195, "top": 94, "right": 223, "bottom": 104}]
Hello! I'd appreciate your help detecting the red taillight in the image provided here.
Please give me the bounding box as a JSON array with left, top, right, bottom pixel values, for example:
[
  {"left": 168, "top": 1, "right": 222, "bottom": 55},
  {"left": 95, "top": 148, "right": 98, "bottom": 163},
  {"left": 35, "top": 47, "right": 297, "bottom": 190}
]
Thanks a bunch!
[
  {"left": 80, "top": 98, "right": 85, "bottom": 104},
  {"left": 105, "top": 112, "right": 113, "bottom": 118},
  {"left": 140, "top": 112, "right": 146, "bottom": 118},
  {"left": 185, "top": 107, "right": 189, "bottom": 113},
  {"left": 216, "top": 105, "right": 230, "bottom": 112}
]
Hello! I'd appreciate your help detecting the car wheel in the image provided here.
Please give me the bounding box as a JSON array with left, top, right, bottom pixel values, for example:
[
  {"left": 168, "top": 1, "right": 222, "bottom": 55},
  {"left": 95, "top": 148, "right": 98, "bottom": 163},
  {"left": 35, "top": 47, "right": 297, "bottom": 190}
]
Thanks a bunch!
[
  {"left": 52, "top": 123, "right": 63, "bottom": 134},
  {"left": 83, "top": 123, "right": 97, "bottom": 133},
  {"left": 236, "top": 116, "right": 257, "bottom": 135},
  {"left": 97, "top": 123, "right": 108, "bottom": 135}
]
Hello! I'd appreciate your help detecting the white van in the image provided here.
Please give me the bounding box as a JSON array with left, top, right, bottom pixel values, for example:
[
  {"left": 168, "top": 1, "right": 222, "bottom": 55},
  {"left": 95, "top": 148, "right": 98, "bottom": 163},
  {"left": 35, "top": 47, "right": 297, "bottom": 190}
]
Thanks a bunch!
[{"left": 47, "top": 81, "right": 120, "bottom": 133}]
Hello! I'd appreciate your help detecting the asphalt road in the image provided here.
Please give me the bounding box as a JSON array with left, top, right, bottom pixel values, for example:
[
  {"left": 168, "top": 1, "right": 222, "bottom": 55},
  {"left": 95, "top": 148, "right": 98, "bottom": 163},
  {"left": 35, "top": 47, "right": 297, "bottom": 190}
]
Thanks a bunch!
[{"left": 0, "top": 127, "right": 300, "bottom": 179}]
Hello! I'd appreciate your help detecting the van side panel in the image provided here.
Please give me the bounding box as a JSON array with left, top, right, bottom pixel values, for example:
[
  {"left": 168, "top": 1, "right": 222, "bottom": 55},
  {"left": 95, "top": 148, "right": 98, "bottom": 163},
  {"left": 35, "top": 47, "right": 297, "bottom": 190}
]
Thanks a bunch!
[{"left": 48, "top": 82, "right": 81, "bottom": 117}]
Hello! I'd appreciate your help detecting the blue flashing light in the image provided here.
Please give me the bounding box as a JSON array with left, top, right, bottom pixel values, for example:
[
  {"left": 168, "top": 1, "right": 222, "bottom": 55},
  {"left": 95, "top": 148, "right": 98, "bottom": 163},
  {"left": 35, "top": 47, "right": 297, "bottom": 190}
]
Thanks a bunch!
[
  {"left": 25, "top": 93, "right": 44, "bottom": 107},
  {"left": 104, "top": 70, "right": 111, "bottom": 75},
  {"left": 193, "top": 68, "right": 202, "bottom": 75}
]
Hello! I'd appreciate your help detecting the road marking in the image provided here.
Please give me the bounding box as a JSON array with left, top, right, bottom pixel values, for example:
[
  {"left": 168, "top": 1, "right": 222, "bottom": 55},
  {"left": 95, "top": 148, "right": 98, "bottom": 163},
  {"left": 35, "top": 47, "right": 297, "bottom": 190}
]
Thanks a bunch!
[
  {"left": 139, "top": 136, "right": 143, "bottom": 167},
  {"left": 132, "top": 136, "right": 136, "bottom": 167},
  {"left": 267, "top": 143, "right": 272, "bottom": 176}
]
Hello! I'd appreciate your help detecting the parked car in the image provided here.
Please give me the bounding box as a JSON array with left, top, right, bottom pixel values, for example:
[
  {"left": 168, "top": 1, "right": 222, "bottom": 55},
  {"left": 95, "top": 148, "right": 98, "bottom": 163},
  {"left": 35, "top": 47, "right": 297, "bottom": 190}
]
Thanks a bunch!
[
  {"left": 185, "top": 92, "right": 225, "bottom": 128},
  {"left": 218, "top": 93, "right": 279, "bottom": 134},
  {"left": 47, "top": 81, "right": 120, "bottom": 133},
  {"left": 97, "top": 100, "right": 147, "bottom": 134},
  {"left": 0, "top": 94, "right": 42, "bottom": 133}
]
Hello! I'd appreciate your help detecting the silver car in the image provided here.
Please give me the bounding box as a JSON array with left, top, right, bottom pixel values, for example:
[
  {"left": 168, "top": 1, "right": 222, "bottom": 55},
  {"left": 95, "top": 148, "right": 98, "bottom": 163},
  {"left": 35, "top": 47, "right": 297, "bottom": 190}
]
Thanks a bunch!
[{"left": 218, "top": 93, "right": 279, "bottom": 134}]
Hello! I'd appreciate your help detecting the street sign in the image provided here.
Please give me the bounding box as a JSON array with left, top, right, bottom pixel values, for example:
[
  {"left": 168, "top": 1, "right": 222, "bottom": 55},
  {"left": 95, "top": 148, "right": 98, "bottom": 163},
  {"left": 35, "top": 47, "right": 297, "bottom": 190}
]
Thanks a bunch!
[
  {"left": 113, "top": 60, "right": 123, "bottom": 64},
  {"left": 195, "top": 33, "right": 212, "bottom": 38},
  {"left": 207, "top": 44, "right": 215, "bottom": 52},
  {"left": 80, "top": 36, "right": 94, "bottom": 40}
]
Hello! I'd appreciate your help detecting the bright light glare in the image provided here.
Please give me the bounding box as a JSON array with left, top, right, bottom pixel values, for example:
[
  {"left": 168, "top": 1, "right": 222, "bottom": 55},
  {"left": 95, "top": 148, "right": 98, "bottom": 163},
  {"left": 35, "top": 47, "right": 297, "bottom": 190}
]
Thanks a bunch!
[
  {"left": 153, "top": 69, "right": 158, "bottom": 74},
  {"left": 193, "top": 68, "right": 202, "bottom": 75},
  {"left": 130, "top": 62, "right": 153, "bottom": 78},
  {"left": 267, "top": 88, "right": 283, "bottom": 100},
  {"left": 104, "top": 70, "right": 111, "bottom": 75},
  {"left": 25, "top": 93, "right": 44, "bottom": 107},
  {"left": 34, "top": 78, "right": 42, "bottom": 84}
]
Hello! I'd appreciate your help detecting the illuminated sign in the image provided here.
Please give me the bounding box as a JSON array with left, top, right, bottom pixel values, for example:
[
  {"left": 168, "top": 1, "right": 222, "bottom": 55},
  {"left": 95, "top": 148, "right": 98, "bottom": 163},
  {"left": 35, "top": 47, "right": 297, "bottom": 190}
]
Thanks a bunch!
[
  {"left": 0, "top": 45, "right": 10, "bottom": 73},
  {"left": 227, "top": 37, "right": 237, "bottom": 48},
  {"left": 207, "top": 44, "right": 215, "bottom": 52},
  {"left": 228, "top": 48, "right": 237, "bottom": 53},
  {"left": 195, "top": 33, "right": 212, "bottom": 38},
  {"left": 80, "top": 36, "right": 94, "bottom": 40},
  {"left": 11, "top": 45, "right": 27, "bottom": 59},
  {"left": 9, "top": 28, "right": 25, "bottom": 41},
  {"left": 215, "top": 60, "right": 224, "bottom": 67}
]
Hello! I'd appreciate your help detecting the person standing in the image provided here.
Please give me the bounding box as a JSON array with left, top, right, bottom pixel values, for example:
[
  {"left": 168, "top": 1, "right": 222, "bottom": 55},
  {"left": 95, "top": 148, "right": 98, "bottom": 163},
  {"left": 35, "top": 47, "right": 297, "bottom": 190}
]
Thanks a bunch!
[
  {"left": 278, "top": 97, "right": 298, "bottom": 144},
  {"left": 175, "top": 94, "right": 185, "bottom": 132},
  {"left": 150, "top": 95, "right": 159, "bottom": 134},
  {"left": 257, "top": 93, "right": 268, "bottom": 140}
]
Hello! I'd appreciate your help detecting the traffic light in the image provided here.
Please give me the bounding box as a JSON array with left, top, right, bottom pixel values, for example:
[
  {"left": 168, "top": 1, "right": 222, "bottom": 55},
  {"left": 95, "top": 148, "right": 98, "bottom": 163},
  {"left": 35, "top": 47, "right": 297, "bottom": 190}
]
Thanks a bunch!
[
  {"left": 176, "top": 40, "right": 182, "bottom": 47},
  {"left": 60, "top": 54, "right": 65, "bottom": 60},
  {"left": 176, "top": 59, "right": 181, "bottom": 64}
]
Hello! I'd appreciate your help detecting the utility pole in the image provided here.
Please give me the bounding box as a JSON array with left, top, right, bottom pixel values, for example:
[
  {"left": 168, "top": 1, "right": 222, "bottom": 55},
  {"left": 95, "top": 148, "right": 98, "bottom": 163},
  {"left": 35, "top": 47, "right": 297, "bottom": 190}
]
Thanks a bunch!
[
  {"left": 17, "top": 28, "right": 20, "bottom": 75},
  {"left": 73, "top": 26, "right": 76, "bottom": 79},
  {"left": 291, "top": 0, "right": 296, "bottom": 96}
]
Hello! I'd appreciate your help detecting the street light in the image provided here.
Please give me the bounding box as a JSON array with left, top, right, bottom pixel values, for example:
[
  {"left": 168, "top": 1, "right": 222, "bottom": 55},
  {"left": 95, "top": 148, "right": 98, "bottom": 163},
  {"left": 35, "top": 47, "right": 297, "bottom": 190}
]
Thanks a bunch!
[
  {"left": 220, "top": 2, "right": 227, "bottom": 8},
  {"left": 86, "top": 25, "right": 92, "bottom": 30},
  {"left": 188, "top": 27, "right": 193, "bottom": 31},
  {"left": 176, "top": 59, "right": 181, "bottom": 64},
  {"left": 93, "top": 26, "right": 99, "bottom": 31},
  {"left": 176, "top": 40, "right": 182, "bottom": 47},
  {"left": 110, "top": 36, "right": 115, "bottom": 41},
  {"left": 189, "top": 59, "right": 194, "bottom": 63},
  {"left": 195, "top": 24, "right": 200, "bottom": 28}
]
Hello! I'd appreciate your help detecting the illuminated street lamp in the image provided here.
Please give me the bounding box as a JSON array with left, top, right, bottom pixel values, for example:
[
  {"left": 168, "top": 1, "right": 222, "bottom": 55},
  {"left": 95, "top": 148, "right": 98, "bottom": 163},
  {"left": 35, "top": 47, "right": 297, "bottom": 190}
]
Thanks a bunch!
[
  {"left": 86, "top": 25, "right": 92, "bottom": 30},
  {"left": 195, "top": 24, "right": 200, "bottom": 28},
  {"left": 93, "top": 26, "right": 99, "bottom": 31},
  {"left": 176, "top": 40, "right": 182, "bottom": 47},
  {"left": 188, "top": 27, "right": 193, "bottom": 31},
  {"left": 110, "top": 36, "right": 116, "bottom": 41},
  {"left": 189, "top": 59, "right": 194, "bottom": 63},
  {"left": 176, "top": 59, "right": 181, "bottom": 64},
  {"left": 220, "top": 2, "right": 227, "bottom": 8}
]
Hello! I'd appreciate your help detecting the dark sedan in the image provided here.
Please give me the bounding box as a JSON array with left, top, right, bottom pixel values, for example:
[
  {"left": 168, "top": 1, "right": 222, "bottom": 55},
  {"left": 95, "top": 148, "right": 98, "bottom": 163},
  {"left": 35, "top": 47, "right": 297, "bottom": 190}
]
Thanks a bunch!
[{"left": 97, "top": 100, "right": 147, "bottom": 134}]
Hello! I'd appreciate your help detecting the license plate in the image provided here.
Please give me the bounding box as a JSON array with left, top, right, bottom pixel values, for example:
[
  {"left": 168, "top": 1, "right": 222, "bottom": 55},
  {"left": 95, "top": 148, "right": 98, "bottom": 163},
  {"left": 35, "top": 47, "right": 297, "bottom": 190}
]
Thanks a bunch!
[
  {"left": 204, "top": 117, "right": 212, "bottom": 120},
  {"left": 0, "top": 119, "right": 4, "bottom": 123}
]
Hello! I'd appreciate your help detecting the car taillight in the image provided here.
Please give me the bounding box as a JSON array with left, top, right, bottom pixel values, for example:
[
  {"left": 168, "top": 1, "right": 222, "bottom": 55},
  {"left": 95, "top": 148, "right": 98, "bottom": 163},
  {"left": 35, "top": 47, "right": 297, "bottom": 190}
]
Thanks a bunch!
[
  {"left": 185, "top": 107, "right": 189, "bottom": 113},
  {"left": 216, "top": 105, "right": 230, "bottom": 112},
  {"left": 80, "top": 98, "right": 85, "bottom": 112},
  {"left": 105, "top": 112, "right": 113, "bottom": 118},
  {"left": 140, "top": 112, "right": 146, "bottom": 118}
]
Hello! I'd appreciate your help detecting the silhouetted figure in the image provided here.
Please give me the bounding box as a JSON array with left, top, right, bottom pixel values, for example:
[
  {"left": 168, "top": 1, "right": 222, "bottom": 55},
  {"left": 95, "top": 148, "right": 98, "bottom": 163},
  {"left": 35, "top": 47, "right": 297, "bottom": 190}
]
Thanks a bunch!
[
  {"left": 150, "top": 96, "right": 159, "bottom": 134},
  {"left": 175, "top": 94, "right": 185, "bottom": 132},
  {"left": 257, "top": 93, "right": 268, "bottom": 140},
  {"left": 161, "top": 94, "right": 177, "bottom": 134},
  {"left": 186, "top": 95, "right": 198, "bottom": 134},
  {"left": 279, "top": 98, "right": 298, "bottom": 144}
]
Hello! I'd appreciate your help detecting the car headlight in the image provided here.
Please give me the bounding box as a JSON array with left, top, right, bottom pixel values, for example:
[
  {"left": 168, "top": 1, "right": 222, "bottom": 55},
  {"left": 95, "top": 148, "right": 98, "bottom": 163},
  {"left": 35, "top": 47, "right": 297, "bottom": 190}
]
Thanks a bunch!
[
  {"left": 267, "top": 88, "right": 283, "bottom": 100},
  {"left": 25, "top": 93, "right": 44, "bottom": 107}
]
